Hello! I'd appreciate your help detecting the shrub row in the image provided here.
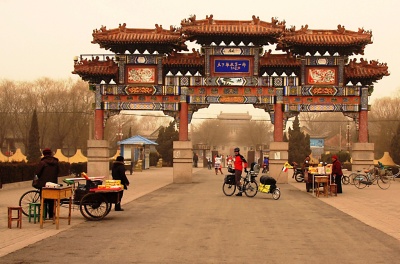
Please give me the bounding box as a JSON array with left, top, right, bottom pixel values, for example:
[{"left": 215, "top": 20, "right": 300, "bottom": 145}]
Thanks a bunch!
[{"left": 0, "top": 162, "right": 87, "bottom": 185}]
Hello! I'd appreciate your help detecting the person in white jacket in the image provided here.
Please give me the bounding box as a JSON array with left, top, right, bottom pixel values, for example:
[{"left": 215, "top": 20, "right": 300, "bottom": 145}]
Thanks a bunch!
[{"left": 214, "top": 155, "right": 223, "bottom": 175}]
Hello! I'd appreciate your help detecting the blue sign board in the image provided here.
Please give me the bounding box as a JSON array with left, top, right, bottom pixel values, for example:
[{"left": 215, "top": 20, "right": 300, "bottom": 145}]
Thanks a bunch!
[
  {"left": 310, "top": 138, "right": 324, "bottom": 148},
  {"left": 214, "top": 59, "right": 250, "bottom": 73}
]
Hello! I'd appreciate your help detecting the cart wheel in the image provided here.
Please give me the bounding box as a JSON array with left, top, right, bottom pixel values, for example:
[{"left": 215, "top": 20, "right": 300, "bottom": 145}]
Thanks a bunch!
[
  {"left": 272, "top": 188, "right": 281, "bottom": 200},
  {"left": 19, "top": 190, "right": 41, "bottom": 216},
  {"left": 79, "top": 193, "right": 109, "bottom": 221},
  {"left": 104, "top": 202, "right": 112, "bottom": 217}
]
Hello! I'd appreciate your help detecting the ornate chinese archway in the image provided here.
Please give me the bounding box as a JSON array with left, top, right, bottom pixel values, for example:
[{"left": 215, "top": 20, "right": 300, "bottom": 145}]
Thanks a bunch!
[{"left": 73, "top": 15, "right": 389, "bottom": 182}]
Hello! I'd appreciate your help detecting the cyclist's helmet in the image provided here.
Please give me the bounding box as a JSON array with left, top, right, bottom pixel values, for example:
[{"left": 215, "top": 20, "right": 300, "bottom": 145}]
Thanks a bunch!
[{"left": 234, "top": 147, "right": 240, "bottom": 152}]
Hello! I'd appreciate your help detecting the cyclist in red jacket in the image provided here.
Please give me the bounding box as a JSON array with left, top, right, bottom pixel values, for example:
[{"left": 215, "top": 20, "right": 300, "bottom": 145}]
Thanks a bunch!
[{"left": 233, "top": 147, "right": 248, "bottom": 196}]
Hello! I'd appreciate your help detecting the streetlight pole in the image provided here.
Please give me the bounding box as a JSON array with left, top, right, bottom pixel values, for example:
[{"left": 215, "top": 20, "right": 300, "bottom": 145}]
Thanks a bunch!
[
  {"left": 346, "top": 123, "right": 350, "bottom": 152},
  {"left": 116, "top": 124, "right": 123, "bottom": 155}
]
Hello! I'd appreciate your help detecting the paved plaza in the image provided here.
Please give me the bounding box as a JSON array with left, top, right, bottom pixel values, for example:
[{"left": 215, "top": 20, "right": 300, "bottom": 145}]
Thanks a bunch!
[{"left": 1, "top": 167, "right": 400, "bottom": 263}]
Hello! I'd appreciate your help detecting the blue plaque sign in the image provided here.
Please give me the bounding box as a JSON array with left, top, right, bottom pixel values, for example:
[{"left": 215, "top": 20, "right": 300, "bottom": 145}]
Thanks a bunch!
[{"left": 214, "top": 59, "right": 250, "bottom": 73}]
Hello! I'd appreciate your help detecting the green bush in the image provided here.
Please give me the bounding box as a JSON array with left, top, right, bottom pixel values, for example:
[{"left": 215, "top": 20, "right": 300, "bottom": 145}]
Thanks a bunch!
[{"left": 150, "top": 152, "right": 160, "bottom": 166}]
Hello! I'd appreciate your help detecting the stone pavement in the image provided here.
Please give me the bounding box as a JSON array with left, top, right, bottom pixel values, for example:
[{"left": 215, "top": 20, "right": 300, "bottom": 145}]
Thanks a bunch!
[
  {"left": 0, "top": 167, "right": 400, "bottom": 263},
  {"left": 0, "top": 167, "right": 176, "bottom": 258}
]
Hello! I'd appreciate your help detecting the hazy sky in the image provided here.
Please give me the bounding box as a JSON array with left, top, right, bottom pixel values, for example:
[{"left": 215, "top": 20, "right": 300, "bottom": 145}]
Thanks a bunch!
[{"left": 1, "top": 0, "right": 399, "bottom": 121}]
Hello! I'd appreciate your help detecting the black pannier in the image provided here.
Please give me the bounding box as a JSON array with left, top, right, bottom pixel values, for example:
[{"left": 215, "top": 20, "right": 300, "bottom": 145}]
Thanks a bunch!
[
  {"left": 260, "top": 175, "right": 276, "bottom": 185},
  {"left": 224, "top": 175, "right": 236, "bottom": 185}
]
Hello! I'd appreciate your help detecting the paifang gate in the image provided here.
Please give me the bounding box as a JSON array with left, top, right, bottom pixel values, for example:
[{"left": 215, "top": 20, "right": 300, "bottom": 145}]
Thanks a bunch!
[{"left": 73, "top": 15, "right": 389, "bottom": 182}]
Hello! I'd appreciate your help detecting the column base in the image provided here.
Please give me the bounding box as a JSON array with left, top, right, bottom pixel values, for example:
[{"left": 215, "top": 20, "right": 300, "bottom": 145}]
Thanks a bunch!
[
  {"left": 351, "top": 143, "right": 374, "bottom": 172},
  {"left": 87, "top": 140, "right": 110, "bottom": 179},
  {"left": 173, "top": 141, "right": 193, "bottom": 183},
  {"left": 269, "top": 142, "right": 289, "bottom": 184}
]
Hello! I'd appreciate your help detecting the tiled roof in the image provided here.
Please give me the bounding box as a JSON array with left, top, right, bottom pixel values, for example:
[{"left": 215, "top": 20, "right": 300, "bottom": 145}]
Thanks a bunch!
[
  {"left": 92, "top": 24, "right": 183, "bottom": 44},
  {"left": 278, "top": 25, "right": 372, "bottom": 55},
  {"left": 180, "top": 15, "right": 285, "bottom": 45},
  {"left": 344, "top": 58, "right": 389, "bottom": 83},
  {"left": 118, "top": 135, "right": 158, "bottom": 145},
  {"left": 162, "top": 50, "right": 204, "bottom": 66},
  {"left": 72, "top": 57, "right": 118, "bottom": 75},
  {"left": 72, "top": 56, "right": 118, "bottom": 83},
  {"left": 91, "top": 23, "right": 187, "bottom": 53},
  {"left": 259, "top": 50, "right": 300, "bottom": 67}
]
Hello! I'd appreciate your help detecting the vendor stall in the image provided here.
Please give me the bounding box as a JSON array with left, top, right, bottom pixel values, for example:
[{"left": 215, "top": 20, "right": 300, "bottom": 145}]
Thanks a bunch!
[{"left": 304, "top": 164, "right": 332, "bottom": 196}]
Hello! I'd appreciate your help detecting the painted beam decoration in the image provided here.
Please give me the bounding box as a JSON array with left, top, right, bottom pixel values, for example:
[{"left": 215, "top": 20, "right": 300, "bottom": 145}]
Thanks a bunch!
[
  {"left": 126, "top": 66, "right": 157, "bottom": 84},
  {"left": 305, "top": 66, "right": 338, "bottom": 85}
]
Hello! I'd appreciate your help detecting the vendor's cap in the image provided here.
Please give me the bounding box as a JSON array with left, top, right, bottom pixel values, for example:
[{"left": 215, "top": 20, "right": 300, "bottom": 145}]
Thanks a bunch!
[
  {"left": 116, "top": 156, "right": 124, "bottom": 162},
  {"left": 332, "top": 155, "right": 338, "bottom": 159},
  {"left": 42, "top": 148, "right": 52, "bottom": 155},
  {"left": 234, "top": 147, "right": 240, "bottom": 152}
]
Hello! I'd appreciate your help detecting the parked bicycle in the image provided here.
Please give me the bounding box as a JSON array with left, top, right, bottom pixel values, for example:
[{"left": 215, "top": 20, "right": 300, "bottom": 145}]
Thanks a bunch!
[
  {"left": 386, "top": 165, "right": 400, "bottom": 181},
  {"left": 222, "top": 165, "right": 258, "bottom": 198},
  {"left": 353, "top": 166, "right": 391, "bottom": 190},
  {"left": 346, "top": 165, "right": 377, "bottom": 185}
]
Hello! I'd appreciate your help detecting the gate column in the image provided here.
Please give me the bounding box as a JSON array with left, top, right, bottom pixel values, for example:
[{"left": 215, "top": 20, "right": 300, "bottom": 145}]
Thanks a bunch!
[
  {"left": 94, "top": 109, "right": 104, "bottom": 140},
  {"left": 173, "top": 92, "right": 192, "bottom": 183},
  {"left": 273, "top": 103, "right": 284, "bottom": 142},
  {"left": 179, "top": 100, "right": 189, "bottom": 141},
  {"left": 358, "top": 110, "right": 368, "bottom": 143}
]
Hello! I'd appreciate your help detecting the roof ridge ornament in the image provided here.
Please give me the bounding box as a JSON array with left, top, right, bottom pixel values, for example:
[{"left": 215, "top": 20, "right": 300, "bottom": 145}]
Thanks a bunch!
[
  {"left": 119, "top": 23, "right": 127, "bottom": 32},
  {"left": 206, "top": 14, "right": 214, "bottom": 24},
  {"left": 337, "top": 24, "right": 346, "bottom": 34},
  {"left": 252, "top": 15, "right": 260, "bottom": 25}
]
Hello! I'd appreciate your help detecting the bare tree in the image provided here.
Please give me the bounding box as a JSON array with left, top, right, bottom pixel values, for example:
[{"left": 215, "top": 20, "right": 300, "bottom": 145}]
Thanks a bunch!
[
  {"left": 369, "top": 97, "right": 400, "bottom": 158},
  {"left": 237, "top": 120, "right": 273, "bottom": 148},
  {"left": 191, "top": 119, "right": 230, "bottom": 147}
]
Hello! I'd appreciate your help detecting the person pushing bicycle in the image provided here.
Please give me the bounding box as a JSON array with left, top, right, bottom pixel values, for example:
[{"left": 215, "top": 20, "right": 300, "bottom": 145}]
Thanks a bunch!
[{"left": 233, "top": 147, "right": 248, "bottom": 196}]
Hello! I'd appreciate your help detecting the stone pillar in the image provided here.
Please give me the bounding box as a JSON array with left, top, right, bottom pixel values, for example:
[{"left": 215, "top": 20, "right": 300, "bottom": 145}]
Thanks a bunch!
[
  {"left": 269, "top": 142, "right": 289, "bottom": 184},
  {"left": 351, "top": 142, "right": 374, "bottom": 172},
  {"left": 358, "top": 110, "right": 368, "bottom": 143},
  {"left": 87, "top": 140, "right": 110, "bottom": 179},
  {"left": 273, "top": 103, "right": 284, "bottom": 142},
  {"left": 94, "top": 109, "right": 104, "bottom": 140},
  {"left": 173, "top": 141, "right": 192, "bottom": 183},
  {"left": 179, "top": 101, "right": 189, "bottom": 141}
]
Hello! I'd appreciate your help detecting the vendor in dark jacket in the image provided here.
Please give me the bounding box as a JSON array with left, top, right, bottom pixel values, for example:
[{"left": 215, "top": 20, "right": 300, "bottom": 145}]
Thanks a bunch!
[
  {"left": 35, "top": 148, "right": 59, "bottom": 219},
  {"left": 331, "top": 155, "right": 343, "bottom": 194},
  {"left": 111, "top": 156, "right": 130, "bottom": 211}
]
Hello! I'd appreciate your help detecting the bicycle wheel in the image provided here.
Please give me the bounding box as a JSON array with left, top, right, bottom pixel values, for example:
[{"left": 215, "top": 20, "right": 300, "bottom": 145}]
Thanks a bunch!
[
  {"left": 295, "top": 172, "right": 304, "bottom": 182},
  {"left": 272, "top": 188, "right": 281, "bottom": 200},
  {"left": 79, "top": 193, "right": 109, "bottom": 221},
  {"left": 222, "top": 182, "right": 236, "bottom": 196},
  {"left": 348, "top": 173, "right": 358, "bottom": 185},
  {"left": 19, "top": 190, "right": 41, "bottom": 216},
  {"left": 341, "top": 175, "right": 350, "bottom": 185},
  {"left": 377, "top": 176, "right": 391, "bottom": 189},
  {"left": 244, "top": 181, "right": 258, "bottom": 197},
  {"left": 354, "top": 174, "right": 368, "bottom": 189}
]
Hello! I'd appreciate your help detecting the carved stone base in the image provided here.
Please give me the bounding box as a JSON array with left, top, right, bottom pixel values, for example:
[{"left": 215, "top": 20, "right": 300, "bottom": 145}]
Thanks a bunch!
[
  {"left": 351, "top": 143, "right": 374, "bottom": 172},
  {"left": 173, "top": 141, "right": 193, "bottom": 183},
  {"left": 269, "top": 142, "right": 289, "bottom": 184},
  {"left": 87, "top": 140, "right": 110, "bottom": 179}
]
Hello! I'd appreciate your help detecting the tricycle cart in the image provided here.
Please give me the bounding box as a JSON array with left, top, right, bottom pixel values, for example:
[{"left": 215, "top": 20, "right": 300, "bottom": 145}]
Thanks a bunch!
[
  {"left": 64, "top": 176, "right": 123, "bottom": 221},
  {"left": 78, "top": 188, "right": 122, "bottom": 220}
]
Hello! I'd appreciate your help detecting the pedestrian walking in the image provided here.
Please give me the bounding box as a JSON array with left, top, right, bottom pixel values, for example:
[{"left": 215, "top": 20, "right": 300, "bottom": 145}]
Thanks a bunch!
[{"left": 111, "top": 156, "right": 130, "bottom": 211}]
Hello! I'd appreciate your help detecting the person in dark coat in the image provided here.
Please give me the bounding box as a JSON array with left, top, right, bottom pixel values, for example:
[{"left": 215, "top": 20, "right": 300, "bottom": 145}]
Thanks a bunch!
[
  {"left": 331, "top": 155, "right": 343, "bottom": 193},
  {"left": 35, "top": 148, "right": 59, "bottom": 219},
  {"left": 193, "top": 153, "right": 198, "bottom": 167},
  {"left": 111, "top": 156, "right": 130, "bottom": 211}
]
